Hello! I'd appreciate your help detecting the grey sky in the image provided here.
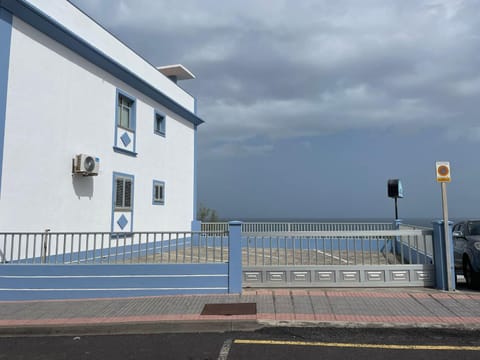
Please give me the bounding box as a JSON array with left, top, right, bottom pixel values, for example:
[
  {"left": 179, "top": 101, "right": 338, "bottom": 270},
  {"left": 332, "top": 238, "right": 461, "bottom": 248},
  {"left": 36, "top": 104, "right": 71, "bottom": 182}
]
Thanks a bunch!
[{"left": 71, "top": 0, "right": 480, "bottom": 220}]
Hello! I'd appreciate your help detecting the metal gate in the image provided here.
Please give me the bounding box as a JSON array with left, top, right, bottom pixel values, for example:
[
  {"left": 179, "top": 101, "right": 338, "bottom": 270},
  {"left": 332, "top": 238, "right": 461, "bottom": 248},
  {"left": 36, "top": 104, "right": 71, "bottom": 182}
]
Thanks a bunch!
[{"left": 201, "top": 222, "right": 435, "bottom": 288}]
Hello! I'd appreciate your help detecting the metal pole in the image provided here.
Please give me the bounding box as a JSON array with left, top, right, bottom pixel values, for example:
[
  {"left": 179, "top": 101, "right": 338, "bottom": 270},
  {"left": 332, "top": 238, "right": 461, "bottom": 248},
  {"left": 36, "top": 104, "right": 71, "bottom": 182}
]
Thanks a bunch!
[
  {"left": 394, "top": 197, "right": 398, "bottom": 220},
  {"left": 441, "top": 182, "right": 453, "bottom": 291}
]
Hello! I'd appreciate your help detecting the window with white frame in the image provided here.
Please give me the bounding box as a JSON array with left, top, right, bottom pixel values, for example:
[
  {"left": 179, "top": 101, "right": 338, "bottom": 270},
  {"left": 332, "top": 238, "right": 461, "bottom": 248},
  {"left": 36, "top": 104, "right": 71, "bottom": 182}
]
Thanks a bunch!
[
  {"left": 117, "top": 93, "right": 134, "bottom": 130},
  {"left": 153, "top": 180, "right": 165, "bottom": 205},
  {"left": 154, "top": 111, "right": 166, "bottom": 136},
  {"left": 115, "top": 176, "right": 133, "bottom": 210}
]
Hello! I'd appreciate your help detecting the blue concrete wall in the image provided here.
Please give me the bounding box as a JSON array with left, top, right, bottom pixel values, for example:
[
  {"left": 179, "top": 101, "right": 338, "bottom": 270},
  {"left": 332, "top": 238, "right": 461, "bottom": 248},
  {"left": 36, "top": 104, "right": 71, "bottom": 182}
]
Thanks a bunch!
[{"left": 0, "top": 263, "right": 228, "bottom": 300}]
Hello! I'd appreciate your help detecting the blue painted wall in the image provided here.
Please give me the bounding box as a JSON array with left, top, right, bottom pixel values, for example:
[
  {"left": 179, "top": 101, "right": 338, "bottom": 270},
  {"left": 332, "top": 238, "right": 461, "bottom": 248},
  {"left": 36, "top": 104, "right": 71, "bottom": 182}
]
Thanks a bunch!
[{"left": 0, "top": 264, "right": 228, "bottom": 300}]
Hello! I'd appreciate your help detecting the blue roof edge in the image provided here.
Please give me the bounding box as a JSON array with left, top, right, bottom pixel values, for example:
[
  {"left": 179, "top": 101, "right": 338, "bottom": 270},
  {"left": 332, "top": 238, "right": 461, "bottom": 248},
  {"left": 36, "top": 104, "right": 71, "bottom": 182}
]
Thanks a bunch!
[{"left": 1, "top": 0, "right": 205, "bottom": 126}]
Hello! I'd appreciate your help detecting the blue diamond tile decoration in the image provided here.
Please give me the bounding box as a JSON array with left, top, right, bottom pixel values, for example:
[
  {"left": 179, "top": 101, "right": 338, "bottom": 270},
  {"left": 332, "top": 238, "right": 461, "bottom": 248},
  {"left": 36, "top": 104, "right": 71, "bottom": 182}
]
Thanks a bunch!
[
  {"left": 120, "top": 132, "right": 131, "bottom": 147},
  {"left": 117, "top": 214, "right": 128, "bottom": 230}
]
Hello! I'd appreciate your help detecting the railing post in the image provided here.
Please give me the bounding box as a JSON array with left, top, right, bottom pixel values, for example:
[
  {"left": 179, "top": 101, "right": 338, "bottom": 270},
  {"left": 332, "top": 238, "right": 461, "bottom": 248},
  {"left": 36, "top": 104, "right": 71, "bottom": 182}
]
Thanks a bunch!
[
  {"left": 432, "top": 220, "right": 455, "bottom": 291},
  {"left": 41, "top": 229, "right": 50, "bottom": 264},
  {"left": 389, "top": 219, "right": 402, "bottom": 258},
  {"left": 228, "top": 221, "right": 242, "bottom": 294}
]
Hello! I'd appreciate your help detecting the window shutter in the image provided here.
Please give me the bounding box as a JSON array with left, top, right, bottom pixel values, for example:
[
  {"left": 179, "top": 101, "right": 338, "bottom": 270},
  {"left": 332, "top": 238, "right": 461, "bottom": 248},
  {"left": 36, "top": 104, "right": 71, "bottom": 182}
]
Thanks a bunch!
[
  {"left": 115, "top": 179, "right": 124, "bottom": 208},
  {"left": 124, "top": 179, "right": 132, "bottom": 208}
]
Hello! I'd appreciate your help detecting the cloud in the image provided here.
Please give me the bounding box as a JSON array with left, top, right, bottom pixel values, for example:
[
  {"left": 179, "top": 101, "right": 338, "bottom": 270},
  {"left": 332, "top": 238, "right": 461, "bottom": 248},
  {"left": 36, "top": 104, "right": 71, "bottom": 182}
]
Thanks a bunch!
[
  {"left": 205, "top": 141, "right": 275, "bottom": 159},
  {"left": 449, "top": 76, "right": 480, "bottom": 97},
  {"left": 71, "top": 0, "right": 480, "bottom": 156}
]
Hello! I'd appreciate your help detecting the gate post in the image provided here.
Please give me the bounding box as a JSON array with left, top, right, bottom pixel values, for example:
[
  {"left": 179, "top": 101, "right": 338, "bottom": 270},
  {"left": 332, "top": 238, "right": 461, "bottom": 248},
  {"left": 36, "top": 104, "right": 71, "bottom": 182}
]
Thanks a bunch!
[
  {"left": 228, "top": 221, "right": 242, "bottom": 294},
  {"left": 191, "top": 220, "right": 201, "bottom": 232},
  {"left": 191, "top": 220, "right": 201, "bottom": 247},
  {"left": 432, "top": 220, "right": 454, "bottom": 291}
]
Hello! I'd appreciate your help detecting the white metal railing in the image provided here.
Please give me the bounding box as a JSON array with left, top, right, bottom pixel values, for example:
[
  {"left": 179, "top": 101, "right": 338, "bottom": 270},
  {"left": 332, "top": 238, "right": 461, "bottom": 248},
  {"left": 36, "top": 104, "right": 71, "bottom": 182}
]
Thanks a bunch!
[
  {"left": 201, "top": 222, "right": 394, "bottom": 233},
  {"left": 242, "top": 229, "right": 433, "bottom": 266},
  {"left": 201, "top": 223, "right": 230, "bottom": 233},
  {"left": 400, "top": 223, "right": 433, "bottom": 231},
  {"left": 0, "top": 226, "right": 434, "bottom": 267},
  {"left": 0, "top": 231, "right": 229, "bottom": 265}
]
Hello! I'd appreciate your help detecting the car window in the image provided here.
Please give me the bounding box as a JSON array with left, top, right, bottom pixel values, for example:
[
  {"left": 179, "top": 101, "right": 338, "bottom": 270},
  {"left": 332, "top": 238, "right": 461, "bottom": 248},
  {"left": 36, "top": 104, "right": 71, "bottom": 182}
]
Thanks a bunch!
[{"left": 467, "top": 221, "right": 480, "bottom": 235}]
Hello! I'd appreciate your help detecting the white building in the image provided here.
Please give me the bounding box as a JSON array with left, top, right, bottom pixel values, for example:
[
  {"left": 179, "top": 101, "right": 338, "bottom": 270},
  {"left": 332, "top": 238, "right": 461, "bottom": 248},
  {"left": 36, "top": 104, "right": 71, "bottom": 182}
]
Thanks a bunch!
[{"left": 0, "top": 0, "right": 203, "bottom": 232}]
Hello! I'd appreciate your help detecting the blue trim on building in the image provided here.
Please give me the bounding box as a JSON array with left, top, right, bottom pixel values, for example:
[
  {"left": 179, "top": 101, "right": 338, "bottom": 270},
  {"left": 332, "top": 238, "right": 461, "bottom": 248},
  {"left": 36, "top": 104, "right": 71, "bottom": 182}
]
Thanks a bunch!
[
  {"left": 0, "top": 0, "right": 204, "bottom": 127},
  {"left": 111, "top": 172, "right": 135, "bottom": 233},
  {"left": 110, "top": 172, "right": 117, "bottom": 233},
  {"left": 0, "top": 8, "right": 12, "bottom": 197},
  {"left": 112, "top": 146, "right": 137, "bottom": 157},
  {"left": 152, "top": 179, "right": 165, "bottom": 205}
]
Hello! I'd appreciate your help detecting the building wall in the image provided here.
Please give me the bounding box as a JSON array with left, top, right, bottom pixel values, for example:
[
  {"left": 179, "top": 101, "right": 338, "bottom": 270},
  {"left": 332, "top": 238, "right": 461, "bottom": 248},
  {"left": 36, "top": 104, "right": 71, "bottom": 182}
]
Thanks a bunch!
[
  {"left": 0, "top": 16, "right": 195, "bottom": 232},
  {"left": 27, "top": 0, "right": 195, "bottom": 112}
]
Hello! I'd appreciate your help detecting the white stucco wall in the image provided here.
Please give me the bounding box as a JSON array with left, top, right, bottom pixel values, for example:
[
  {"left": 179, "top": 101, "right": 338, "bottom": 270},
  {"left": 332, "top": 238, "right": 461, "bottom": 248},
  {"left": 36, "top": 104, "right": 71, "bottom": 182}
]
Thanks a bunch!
[
  {"left": 0, "top": 16, "right": 195, "bottom": 232},
  {"left": 23, "top": 0, "right": 195, "bottom": 112}
]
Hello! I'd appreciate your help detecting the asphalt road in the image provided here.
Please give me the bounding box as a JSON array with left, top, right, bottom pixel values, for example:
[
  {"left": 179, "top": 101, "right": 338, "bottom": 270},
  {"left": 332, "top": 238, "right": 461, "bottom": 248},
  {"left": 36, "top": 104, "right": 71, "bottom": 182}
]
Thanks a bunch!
[{"left": 1, "top": 327, "right": 480, "bottom": 360}]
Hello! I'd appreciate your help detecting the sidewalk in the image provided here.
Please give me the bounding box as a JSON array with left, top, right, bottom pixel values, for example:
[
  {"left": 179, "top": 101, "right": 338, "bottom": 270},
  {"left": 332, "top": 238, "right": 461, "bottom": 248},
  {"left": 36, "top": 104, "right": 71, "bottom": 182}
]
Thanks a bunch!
[{"left": 1, "top": 287, "right": 480, "bottom": 335}]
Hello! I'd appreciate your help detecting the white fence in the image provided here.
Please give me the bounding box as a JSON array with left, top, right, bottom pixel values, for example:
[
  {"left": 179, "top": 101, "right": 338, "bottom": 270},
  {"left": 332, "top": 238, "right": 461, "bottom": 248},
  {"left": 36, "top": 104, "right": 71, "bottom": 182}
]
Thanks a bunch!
[{"left": 202, "top": 222, "right": 395, "bottom": 234}]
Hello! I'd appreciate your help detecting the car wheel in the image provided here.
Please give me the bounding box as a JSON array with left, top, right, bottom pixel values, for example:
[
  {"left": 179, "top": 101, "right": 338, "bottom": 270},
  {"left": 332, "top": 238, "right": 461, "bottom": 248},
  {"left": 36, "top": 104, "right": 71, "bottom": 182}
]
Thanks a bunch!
[{"left": 463, "top": 258, "right": 480, "bottom": 289}]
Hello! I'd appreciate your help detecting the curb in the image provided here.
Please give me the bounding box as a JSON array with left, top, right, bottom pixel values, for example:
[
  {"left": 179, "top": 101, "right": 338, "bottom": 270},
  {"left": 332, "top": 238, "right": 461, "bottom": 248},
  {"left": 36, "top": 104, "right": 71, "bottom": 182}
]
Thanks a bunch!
[
  {"left": 2, "top": 319, "right": 480, "bottom": 337},
  {"left": 258, "top": 320, "right": 480, "bottom": 331},
  {"left": 0, "top": 320, "right": 263, "bottom": 337}
]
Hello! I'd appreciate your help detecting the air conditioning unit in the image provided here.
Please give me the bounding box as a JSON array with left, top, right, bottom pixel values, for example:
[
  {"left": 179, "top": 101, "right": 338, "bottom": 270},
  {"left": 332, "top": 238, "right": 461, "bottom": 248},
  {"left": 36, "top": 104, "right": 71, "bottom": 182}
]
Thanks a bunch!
[{"left": 73, "top": 154, "right": 100, "bottom": 176}]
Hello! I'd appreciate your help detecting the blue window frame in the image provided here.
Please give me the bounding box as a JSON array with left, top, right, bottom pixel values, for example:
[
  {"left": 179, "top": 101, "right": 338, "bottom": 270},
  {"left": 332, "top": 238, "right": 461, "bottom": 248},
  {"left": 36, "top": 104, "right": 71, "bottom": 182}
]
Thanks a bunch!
[
  {"left": 152, "top": 180, "right": 165, "bottom": 205},
  {"left": 116, "top": 89, "right": 136, "bottom": 131},
  {"left": 154, "top": 110, "right": 166, "bottom": 136},
  {"left": 115, "top": 175, "right": 133, "bottom": 211},
  {"left": 118, "top": 94, "right": 134, "bottom": 130},
  {"left": 111, "top": 172, "right": 135, "bottom": 233},
  {"left": 114, "top": 89, "right": 137, "bottom": 156}
]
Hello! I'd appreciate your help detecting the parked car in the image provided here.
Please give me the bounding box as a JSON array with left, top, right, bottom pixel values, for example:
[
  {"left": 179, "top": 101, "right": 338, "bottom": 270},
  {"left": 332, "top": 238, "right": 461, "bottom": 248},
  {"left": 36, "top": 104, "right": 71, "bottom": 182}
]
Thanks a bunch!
[{"left": 453, "top": 220, "right": 480, "bottom": 289}]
